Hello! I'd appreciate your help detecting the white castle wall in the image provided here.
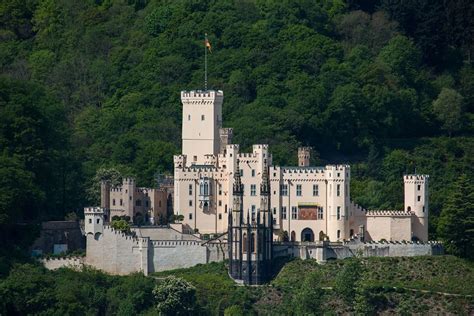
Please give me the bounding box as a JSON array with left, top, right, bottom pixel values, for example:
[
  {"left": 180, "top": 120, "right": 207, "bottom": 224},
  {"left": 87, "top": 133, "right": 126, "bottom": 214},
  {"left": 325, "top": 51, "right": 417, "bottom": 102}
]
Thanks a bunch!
[{"left": 41, "top": 257, "right": 84, "bottom": 270}]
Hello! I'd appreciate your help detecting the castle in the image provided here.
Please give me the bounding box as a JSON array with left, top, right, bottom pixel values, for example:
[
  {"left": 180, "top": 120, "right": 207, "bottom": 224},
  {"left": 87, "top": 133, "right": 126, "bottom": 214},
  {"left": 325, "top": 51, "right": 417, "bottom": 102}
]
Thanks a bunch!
[{"left": 73, "top": 88, "right": 438, "bottom": 285}]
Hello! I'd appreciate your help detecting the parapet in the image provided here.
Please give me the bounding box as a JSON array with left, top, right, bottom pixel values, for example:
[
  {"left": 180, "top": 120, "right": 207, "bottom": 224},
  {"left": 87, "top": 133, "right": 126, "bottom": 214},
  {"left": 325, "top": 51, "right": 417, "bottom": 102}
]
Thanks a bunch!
[
  {"left": 84, "top": 207, "right": 104, "bottom": 214},
  {"left": 404, "top": 174, "right": 429, "bottom": 182},
  {"left": 123, "top": 177, "right": 135, "bottom": 185},
  {"left": 181, "top": 90, "right": 224, "bottom": 104},
  {"left": 365, "top": 209, "right": 413, "bottom": 217}
]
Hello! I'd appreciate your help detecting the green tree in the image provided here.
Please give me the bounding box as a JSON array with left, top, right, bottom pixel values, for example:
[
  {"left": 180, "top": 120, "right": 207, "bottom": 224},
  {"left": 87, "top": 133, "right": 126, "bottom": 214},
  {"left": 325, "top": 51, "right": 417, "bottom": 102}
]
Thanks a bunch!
[
  {"left": 153, "top": 276, "right": 196, "bottom": 316},
  {"left": 437, "top": 174, "right": 474, "bottom": 259},
  {"left": 293, "top": 269, "right": 325, "bottom": 315},
  {"left": 432, "top": 88, "right": 464, "bottom": 136},
  {"left": 111, "top": 219, "right": 130, "bottom": 233},
  {"left": 334, "top": 258, "right": 362, "bottom": 303}
]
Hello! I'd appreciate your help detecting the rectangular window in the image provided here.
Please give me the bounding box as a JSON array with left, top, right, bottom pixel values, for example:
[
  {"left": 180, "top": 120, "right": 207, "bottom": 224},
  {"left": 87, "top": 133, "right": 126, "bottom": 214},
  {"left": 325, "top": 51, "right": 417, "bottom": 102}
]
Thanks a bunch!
[
  {"left": 189, "top": 184, "right": 193, "bottom": 195},
  {"left": 251, "top": 205, "right": 256, "bottom": 220},
  {"left": 218, "top": 200, "right": 222, "bottom": 206},
  {"left": 313, "top": 184, "right": 319, "bottom": 196},
  {"left": 337, "top": 230, "right": 341, "bottom": 239},
  {"left": 218, "top": 184, "right": 222, "bottom": 195},
  {"left": 280, "top": 184, "right": 288, "bottom": 196},
  {"left": 251, "top": 169, "right": 255, "bottom": 177},
  {"left": 135, "top": 200, "right": 141, "bottom": 206},
  {"left": 417, "top": 184, "right": 421, "bottom": 191},
  {"left": 188, "top": 114, "right": 191, "bottom": 121},
  {"left": 273, "top": 207, "right": 277, "bottom": 215},
  {"left": 417, "top": 195, "right": 421, "bottom": 201},
  {"left": 291, "top": 206, "right": 297, "bottom": 219},
  {"left": 318, "top": 207, "right": 323, "bottom": 220},
  {"left": 296, "top": 184, "right": 302, "bottom": 196},
  {"left": 337, "top": 206, "right": 341, "bottom": 220},
  {"left": 189, "top": 213, "right": 192, "bottom": 220},
  {"left": 97, "top": 218, "right": 100, "bottom": 224},
  {"left": 218, "top": 214, "right": 222, "bottom": 220},
  {"left": 120, "top": 199, "right": 123, "bottom": 206},
  {"left": 423, "top": 206, "right": 425, "bottom": 213},
  {"left": 88, "top": 219, "right": 92, "bottom": 224},
  {"left": 282, "top": 207, "right": 287, "bottom": 220},
  {"left": 189, "top": 200, "right": 193, "bottom": 207},
  {"left": 112, "top": 199, "right": 116, "bottom": 206},
  {"left": 337, "top": 184, "right": 341, "bottom": 197},
  {"left": 251, "top": 184, "right": 256, "bottom": 196},
  {"left": 240, "top": 169, "right": 243, "bottom": 177},
  {"left": 201, "top": 114, "right": 205, "bottom": 121}
]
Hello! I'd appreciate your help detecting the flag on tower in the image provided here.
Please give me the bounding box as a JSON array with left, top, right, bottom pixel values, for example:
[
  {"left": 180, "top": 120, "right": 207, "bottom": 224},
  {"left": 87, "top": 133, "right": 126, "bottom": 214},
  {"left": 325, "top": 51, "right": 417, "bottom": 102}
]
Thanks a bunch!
[{"left": 205, "top": 34, "right": 212, "bottom": 53}]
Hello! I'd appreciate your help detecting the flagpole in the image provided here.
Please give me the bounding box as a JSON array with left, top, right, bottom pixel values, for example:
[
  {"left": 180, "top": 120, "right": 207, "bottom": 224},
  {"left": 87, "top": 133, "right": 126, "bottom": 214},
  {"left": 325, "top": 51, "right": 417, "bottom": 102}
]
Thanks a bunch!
[{"left": 204, "top": 33, "right": 208, "bottom": 90}]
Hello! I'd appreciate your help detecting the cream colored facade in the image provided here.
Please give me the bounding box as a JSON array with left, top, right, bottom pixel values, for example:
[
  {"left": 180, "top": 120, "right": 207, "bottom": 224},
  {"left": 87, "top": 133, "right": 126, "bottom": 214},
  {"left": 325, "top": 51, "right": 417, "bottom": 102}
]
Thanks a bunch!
[
  {"left": 101, "top": 178, "right": 169, "bottom": 224},
  {"left": 173, "top": 89, "right": 430, "bottom": 242}
]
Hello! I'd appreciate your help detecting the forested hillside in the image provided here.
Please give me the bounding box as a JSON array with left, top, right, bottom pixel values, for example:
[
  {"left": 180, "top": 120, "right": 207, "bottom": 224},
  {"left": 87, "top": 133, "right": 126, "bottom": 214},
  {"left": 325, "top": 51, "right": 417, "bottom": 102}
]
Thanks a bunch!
[{"left": 0, "top": 0, "right": 473, "bottom": 258}]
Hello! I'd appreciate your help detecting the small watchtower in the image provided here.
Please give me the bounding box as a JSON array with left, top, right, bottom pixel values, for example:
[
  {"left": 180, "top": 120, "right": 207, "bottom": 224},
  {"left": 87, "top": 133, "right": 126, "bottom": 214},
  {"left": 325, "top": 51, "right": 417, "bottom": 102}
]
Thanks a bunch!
[
  {"left": 404, "top": 174, "right": 429, "bottom": 241},
  {"left": 84, "top": 207, "right": 105, "bottom": 236},
  {"left": 298, "top": 147, "right": 312, "bottom": 167}
]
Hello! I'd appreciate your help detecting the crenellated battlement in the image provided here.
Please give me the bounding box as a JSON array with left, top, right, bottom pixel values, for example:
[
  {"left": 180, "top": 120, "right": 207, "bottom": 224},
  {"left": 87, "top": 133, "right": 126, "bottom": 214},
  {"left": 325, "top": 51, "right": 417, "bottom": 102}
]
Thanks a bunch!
[
  {"left": 365, "top": 209, "right": 414, "bottom": 217},
  {"left": 181, "top": 90, "right": 224, "bottom": 105},
  {"left": 404, "top": 174, "right": 429, "bottom": 182},
  {"left": 84, "top": 207, "right": 104, "bottom": 214}
]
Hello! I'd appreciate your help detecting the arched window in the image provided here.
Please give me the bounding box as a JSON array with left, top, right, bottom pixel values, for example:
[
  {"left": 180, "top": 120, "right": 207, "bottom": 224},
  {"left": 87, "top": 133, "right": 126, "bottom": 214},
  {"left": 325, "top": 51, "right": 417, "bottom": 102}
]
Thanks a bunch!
[
  {"left": 243, "top": 233, "right": 247, "bottom": 252},
  {"left": 251, "top": 233, "right": 256, "bottom": 253}
]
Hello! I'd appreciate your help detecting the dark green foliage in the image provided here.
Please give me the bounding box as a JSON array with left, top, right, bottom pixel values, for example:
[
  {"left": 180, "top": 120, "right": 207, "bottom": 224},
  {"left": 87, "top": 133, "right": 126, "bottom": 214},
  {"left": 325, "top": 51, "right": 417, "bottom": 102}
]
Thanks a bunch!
[
  {"left": 293, "top": 269, "right": 326, "bottom": 315},
  {"left": 334, "top": 258, "right": 362, "bottom": 303},
  {"left": 437, "top": 175, "right": 474, "bottom": 259}
]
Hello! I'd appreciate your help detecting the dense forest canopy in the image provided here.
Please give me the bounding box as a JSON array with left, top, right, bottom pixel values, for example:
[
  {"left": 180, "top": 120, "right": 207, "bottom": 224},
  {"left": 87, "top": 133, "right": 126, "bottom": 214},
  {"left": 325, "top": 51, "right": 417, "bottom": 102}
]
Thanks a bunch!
[{"left": 0, "top": 0, "right": 473, "bottom": 254}]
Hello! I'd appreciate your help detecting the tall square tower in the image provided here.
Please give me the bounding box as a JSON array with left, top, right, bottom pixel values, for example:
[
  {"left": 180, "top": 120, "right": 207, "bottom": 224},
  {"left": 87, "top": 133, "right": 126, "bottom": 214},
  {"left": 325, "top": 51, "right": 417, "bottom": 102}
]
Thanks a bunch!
[{"left": 181, "top": 90, "right": 223, "bottom": 165}]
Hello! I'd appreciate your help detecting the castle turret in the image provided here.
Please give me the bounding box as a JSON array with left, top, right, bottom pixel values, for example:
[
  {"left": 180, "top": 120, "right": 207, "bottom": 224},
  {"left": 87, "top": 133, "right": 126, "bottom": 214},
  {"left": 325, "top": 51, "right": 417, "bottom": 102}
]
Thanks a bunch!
[
  {"left": 123, "top": 178, "right": 135, "bottom": 220},
  {"left": 84, "top": 207, "right": 104, "bottom": 236},
  {"left": 298, "top": 147, "right": 311, "bottom": 167},
  {"left": 326, "top": 165, "right": 350, "bottom": 241},
  {"left": 181, "top": 90, "right": 223, "bottom": 166},
  {"left": 404, "top": 174, "right": 429, "bottom": 242},
  {"left": 100, "top": 180, "right": 110, "bottom": 210},
  {"left": 219, "top": 128, "right": 233, "bottom": 154}
]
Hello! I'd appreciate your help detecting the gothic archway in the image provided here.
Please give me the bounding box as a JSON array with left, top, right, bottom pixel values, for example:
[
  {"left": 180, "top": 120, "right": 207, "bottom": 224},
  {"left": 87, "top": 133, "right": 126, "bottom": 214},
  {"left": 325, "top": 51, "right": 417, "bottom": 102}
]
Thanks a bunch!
[{"left": 301, "top": 228, "right": 314, "bottom": 242}]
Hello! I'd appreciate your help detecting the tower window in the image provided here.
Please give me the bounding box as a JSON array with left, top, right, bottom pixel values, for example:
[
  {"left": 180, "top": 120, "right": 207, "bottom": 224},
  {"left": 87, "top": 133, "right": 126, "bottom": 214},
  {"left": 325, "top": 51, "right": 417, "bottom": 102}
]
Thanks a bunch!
[
  {"left": 251, "top": 205, "right": 256, "bottom": 221},
  {"left": 337, "top": 230, "right": 341, "bottom": 239},
  {"left": 218, "top": 214, "right": 222, "bottom": 220},
  {"left": 189, "top": 184, "right": 193, "bottom": 195},
  {"left": 313, "top": 184, "right": 319, "bottom": 196},
  {"left": 273, "top": 207, "right": 276, "bottom": 215},
  {"left": 337, "top": 184, "right": 341, "bottom": 196},
  {"left": 296, "top": 185, "right": 302, "bottom": 196},
  {"left": 423, "top": 206, "right": 425, "bottom": 213},
  {"left": 189, "top": 213, "right": 192, "bottom": 220},
  {"left": 97, "top": 218, "right": 100, "bottom": 224},
  {"left": 280, "top": 184, "right": 288, "bottom": 196},
  {"left": 240, "top": 169, "right": 243, "bottom": 176},
  {"left": 417, "top": 185, "right": 421, "bottom": 191},
  {"left": 291, "top": 206, "right": 297, "bottom": 219},
  {"left": 189, "top": 200, "right": 193, "bottom": 206},
  {"left": 89, "top": 219, "right": 92, "bottom": 224},
  {"left": 218, "top": 200, "right": 222, "bottom": 206},
  {"left": 282, "top": 207, "right": 287, "bottom": 220},
  {"left": 250, "top": 184, "right": 256, "bottom": 196},
  {"left": 188, "top": 114, "right": 191, "bottom": 121},
  {"left": 337, "top": 206, "right": 341, "bottom": 220},
  {"left": 201, "top": 114, "right": 205, "bottom": 121},
  {"left": 112, "top": 199, "right": 116, "bottom": 206},
  {"left": 120, "top": 199, "right": 123, "bottom": 206},
  {"left": 251, "top": 169, "right": 255, "bottom": 177},
  {"left": 417, "top": 195, "right": 421, "bottom": 201}
]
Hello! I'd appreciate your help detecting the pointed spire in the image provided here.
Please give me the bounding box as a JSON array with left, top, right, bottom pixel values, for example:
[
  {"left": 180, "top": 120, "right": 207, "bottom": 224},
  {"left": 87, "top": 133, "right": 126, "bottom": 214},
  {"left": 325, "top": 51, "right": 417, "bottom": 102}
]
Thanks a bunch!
[
  {"left": 260, "top": 159, "right": 270, "bottom": 196},
  {"left": 233, "top": 159, "right": 243, "bottom": 196}
]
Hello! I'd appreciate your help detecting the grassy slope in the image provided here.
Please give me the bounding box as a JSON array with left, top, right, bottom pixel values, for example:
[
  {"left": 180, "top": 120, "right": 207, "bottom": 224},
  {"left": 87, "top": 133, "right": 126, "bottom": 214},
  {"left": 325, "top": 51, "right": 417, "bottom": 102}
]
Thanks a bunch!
[{"left": 154, "top": 256, "right": 474, "bottom": 315}]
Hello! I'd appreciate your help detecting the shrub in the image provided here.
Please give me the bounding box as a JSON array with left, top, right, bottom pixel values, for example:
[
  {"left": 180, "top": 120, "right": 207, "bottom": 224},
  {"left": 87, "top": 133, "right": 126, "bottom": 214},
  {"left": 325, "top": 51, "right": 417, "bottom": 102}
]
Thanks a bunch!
[{"left": 153, "top": 276, "right": 196, "bottom": 315}]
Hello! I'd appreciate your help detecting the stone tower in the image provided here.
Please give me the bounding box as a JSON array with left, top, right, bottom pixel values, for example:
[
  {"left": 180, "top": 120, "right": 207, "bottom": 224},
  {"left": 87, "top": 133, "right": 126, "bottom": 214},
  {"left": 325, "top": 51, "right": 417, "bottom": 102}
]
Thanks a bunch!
[
  {"left": 84, "top": 207, "right": 105, "bottom": 236},
  {"left": 181, "top": 90, "right": 223, "bottom": 166},
  {"left": 219, "top": 127, "right": 233, "bottom": 154},
  {"left": 228, "top": 160, "right": 273, "bottom": 285},
  {"left": 326, "top": 165, "right": 350, "bottom": 241},
  {"left": 298, "top": 147, "right": 311, "bottom": 167},
  {"left": 404, "top": 174, "right": 429, "bottom": 242}
]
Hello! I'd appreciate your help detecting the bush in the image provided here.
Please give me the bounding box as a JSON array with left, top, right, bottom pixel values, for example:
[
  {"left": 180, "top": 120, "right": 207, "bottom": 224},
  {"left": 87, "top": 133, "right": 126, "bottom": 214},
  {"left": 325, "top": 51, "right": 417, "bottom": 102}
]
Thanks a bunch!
[{"left": 153, "top": 276, "right": 196, "bottom": 315}]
